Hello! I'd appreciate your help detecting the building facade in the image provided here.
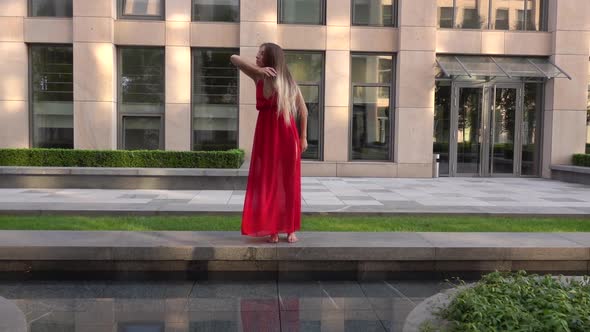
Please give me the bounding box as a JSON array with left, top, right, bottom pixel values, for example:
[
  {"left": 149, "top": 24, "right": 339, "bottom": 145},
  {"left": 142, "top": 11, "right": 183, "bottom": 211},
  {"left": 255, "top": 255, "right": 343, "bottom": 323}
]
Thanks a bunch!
[{"left": 0, "top": 0, "right": 588, "bottom": 178}]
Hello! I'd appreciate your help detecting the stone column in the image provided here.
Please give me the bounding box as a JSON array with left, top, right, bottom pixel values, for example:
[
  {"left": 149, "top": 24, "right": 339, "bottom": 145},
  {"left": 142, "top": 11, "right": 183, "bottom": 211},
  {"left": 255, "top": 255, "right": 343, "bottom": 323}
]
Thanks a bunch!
[
  {"left": 542, "top": 0, "right": 590, "bottom": 177},
  {"left": 238, "top": 0, "right": 279, "bottom": 159},
  {"left": 73, "top": 0, "right": 117, "bottom": 149},
  {"left": 165, "top": 0, "right": 192, "bottom": 151},
  {"left": 0, "top": 0, "right": 28, "bottom": 148},
  {"left": 395, "top": 0, "right": 437, "bottom": 177},
  {"left": 323, "top": 0, "right": 351, "bottom": 162}
]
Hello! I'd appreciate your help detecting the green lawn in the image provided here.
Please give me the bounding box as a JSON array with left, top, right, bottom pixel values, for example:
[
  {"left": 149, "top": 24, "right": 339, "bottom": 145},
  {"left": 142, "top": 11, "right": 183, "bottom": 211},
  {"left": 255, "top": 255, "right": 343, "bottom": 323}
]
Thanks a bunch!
[{"left": 0, "top": 215, "right": 588, "bottom": 232}]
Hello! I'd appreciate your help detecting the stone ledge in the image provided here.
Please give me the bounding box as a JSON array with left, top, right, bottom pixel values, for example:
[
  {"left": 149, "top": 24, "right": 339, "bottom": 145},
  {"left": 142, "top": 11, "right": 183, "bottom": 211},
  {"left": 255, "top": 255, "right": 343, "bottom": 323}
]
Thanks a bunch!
[
  {"left": 0, "top": 167, "right": 248, "bottom": 189},
  {"left": 551, "top": 164, "right": 590, "bottom": 185},
  {"left": 0, "top": 231, "right": 588, "bottom": 277},
  {"left": 551, "top": 164, "right": 590, "bottom": 174}
]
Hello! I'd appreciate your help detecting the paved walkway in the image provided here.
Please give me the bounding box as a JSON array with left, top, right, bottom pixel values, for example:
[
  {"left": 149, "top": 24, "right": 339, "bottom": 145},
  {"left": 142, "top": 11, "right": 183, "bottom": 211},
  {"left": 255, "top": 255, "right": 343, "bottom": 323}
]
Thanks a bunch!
[{"left": 0, "top": 178, "right": 589, "bottom": 215}]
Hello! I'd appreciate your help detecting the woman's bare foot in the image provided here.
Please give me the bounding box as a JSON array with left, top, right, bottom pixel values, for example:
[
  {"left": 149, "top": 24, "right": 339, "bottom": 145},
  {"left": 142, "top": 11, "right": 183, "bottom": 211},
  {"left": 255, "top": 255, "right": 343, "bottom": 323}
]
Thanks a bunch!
[
  {"left": 267, "top": 234, "right": 279, "bottom": 243},
  {"left": 287, "top": 232, "right": 298, "bottom": 243}
]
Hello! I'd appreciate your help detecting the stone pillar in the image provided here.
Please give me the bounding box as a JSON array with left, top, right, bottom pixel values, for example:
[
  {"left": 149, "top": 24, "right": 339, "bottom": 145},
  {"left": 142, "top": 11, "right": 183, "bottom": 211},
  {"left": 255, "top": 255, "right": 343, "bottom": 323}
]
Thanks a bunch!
[
  {"left": 73, "top": 0, "right": 117, "bottom": 150},
  {"left": 238, "top": 0, "right": 279, "bottom": 159},
  {"left": 165, "top": 0, "right": 192, "bottom": 151},
  {"left": 395, "top": 0, "right": 437, "bottom": 177},
  {"left": 0, "top": 0, "right": 28, "bottom": 148},
  {"left": 324, "top": 0, "right": 351, "bottom": 162},
  {"left": 541, "top": 0, "right": 590, "bottom": 177}
]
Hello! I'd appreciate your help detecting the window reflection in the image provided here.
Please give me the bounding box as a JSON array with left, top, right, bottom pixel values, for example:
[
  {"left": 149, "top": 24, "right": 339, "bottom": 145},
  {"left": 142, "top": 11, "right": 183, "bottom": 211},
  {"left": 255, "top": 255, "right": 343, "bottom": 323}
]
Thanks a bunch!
[
  {"left": 30, "top": 0, "right": 72, "bottom": 17},
  {"left": 351, "top": 54, "right": 393, "bottom": 161},
  {"left": 352, "top": 0, "right": 396, "bottom": 26},
  {"left": 192, "top": 0, "right": 239, "bottom": 22},
  {"left": 285, "top": 52, "right": 325, "bottom": 160},
  {"left": 119, "top": 47, "right": 165, "bottom": 150},
  {"left": 437, "top": 0, "right": 546, "bottom": 30},
  {"left": 279, "top": 0, "right": 324, "bottom": 24},
  {"left": 434, "top": 81, "right": 451, "bottom": 175},
  {"left": 192, "top": 49, "right": 239, "bottom": 151},
  {"left": 121, "top": 0, "right": 163, "bottom": 18},
  {"left": 30, "top": 45, "right": 74, "bottom": 149}
]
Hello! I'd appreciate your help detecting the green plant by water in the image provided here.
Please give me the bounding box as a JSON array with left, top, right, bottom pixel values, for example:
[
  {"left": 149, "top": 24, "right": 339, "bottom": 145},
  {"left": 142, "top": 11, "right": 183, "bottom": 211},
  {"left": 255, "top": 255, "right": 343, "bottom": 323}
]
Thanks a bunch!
[{"left": 427, "top": 271, "right": 590, "bottom": 332}]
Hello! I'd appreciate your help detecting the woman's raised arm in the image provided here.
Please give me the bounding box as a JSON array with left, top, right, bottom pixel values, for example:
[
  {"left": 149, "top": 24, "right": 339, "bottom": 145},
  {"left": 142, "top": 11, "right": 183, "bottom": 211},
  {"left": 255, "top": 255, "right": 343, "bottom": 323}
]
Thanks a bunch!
[{"left": 230, "top": 55, "right": 276, "bottom": 82}]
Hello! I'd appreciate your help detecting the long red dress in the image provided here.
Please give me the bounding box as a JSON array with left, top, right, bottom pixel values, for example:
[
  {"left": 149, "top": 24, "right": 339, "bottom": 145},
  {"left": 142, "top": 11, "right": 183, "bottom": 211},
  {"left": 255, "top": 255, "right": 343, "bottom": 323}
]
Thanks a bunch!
[{"left": 241, "top": 80, "right": 301, "bottom": 237}]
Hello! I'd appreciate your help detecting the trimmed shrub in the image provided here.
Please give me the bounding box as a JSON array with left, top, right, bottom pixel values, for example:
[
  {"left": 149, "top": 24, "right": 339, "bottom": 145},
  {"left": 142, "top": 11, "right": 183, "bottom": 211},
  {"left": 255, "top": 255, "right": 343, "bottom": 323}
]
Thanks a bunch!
[
  {"left": 0, "top": 148, "right": 245, "bottom": 169},
  {"left": 573, "top": 154, "right": 590, "bottom": 167}
]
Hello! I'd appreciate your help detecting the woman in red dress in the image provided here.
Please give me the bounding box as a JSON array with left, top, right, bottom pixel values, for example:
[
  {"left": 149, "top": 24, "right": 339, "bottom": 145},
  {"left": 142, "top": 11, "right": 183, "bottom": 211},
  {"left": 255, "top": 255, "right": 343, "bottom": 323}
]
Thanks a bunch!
[{"left": 230, "top": 43, "right": 308, "bottom": 244}]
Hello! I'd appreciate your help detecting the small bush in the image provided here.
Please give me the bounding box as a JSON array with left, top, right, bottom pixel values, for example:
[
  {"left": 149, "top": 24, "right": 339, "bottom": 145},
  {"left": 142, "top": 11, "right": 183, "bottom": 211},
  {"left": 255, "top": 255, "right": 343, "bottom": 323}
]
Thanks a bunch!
[
  {"left": 0, "top": 148, "right": 245, "bottom": 169},
  {"left": 436, "top": 271, "right": 590, "bottom": 332},
  {"left": 573, "top": 154, "right": 590, "bottom": 167}
]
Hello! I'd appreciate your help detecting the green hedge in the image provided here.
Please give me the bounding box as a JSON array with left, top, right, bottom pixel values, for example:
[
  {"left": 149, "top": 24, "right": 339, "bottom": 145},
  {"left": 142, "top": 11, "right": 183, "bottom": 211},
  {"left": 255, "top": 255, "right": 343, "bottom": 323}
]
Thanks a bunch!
[
  {"left": 573, "top": 154, "right": 590, "bottom": 167},
  {"left": 0, "top": 148, "right": 245, "bottom": 168}
]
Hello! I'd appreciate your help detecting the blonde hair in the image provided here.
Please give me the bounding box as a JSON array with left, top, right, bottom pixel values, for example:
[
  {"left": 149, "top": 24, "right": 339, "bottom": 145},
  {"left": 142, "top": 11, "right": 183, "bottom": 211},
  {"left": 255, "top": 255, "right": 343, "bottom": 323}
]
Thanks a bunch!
[{"left": 260, "top": 43, "right": 300, "bottom": 125}]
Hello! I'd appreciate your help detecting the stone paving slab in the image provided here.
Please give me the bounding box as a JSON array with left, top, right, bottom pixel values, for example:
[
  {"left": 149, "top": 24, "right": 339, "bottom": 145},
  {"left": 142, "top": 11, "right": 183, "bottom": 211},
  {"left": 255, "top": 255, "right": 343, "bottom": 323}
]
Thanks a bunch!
[{"left": 0, "top": 177, "right": 589, "bottom": 215}]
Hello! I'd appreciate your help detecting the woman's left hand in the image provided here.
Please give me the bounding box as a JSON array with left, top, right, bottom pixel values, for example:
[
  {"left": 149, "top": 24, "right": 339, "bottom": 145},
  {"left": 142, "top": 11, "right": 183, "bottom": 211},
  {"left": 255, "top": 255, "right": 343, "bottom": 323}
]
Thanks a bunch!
[{"left": 300, "top": 137, "right": 308, "bottom": 153}]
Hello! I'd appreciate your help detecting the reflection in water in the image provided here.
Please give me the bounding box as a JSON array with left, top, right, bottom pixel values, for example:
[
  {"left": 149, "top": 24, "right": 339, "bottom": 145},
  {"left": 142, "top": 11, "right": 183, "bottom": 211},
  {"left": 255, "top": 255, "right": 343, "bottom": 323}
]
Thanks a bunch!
[
  {"left": 240, "top": 299, "right": 282, "bottom": 332},
  {"left": 0, "top": 280, "right": 453, "bottom": 332},
  {"left": 0, "top": 296, "right": 27, "bottom": 332},
  {"left": 120, "top": 323, "right": 164, "bottom": 332}
]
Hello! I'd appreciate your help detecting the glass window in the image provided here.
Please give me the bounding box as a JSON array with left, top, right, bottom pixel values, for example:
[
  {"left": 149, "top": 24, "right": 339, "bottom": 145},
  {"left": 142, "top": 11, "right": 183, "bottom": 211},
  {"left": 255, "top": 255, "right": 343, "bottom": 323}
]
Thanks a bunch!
[
  {"left": 516, "top": 9, "right": 525, "bottom": 30},
  {"left": 587, "top": 82, "right": 589, "bottom": 154},
  {"left": 193, "top": 0, "right": 239, "bottom": 22},
  {"left": 491, "top": 0, "right": 518, "bottom": 30},
  {"left": 119, "top": 47, "right": 165, "bottom": 150},
  {"left": 120, "top": 0, "right": 163, "bottom": 19},
  {"left": 351, "top": 55, "right": 392, "bottom": 84},
  {"left": 30, "top": 0, "right": 72, "bottom": 17},
  {"left": 438, "top": 6, "right": 454, "bottom": 28},
  {"left": 352, "top": 0, "right": 396, "bottom": 27},
  {"left": 494, "top": 8, "right": 509, "bottom": 29},
  {"left": 122, "top": 117, "right": 161, "bottom": 150},
  {"left": 285, "top": 52, "right": 325, "bottom": 160},
  {"left": 524, "top": 0, "right": 545, "bottom": 31},
  {"left": 455, "top": 0, "right": 489, "bottom": 29},
  {"left": 192, "top": 49, "right": 239, "bottom": 151},
  {"left": 279, "top": 0, "right": 325, "bottom": 25},
  {"left": 351, "top": 54, "right": 394, "bottom": 161},
  {"left": 434, "top": 81, "right": 451, "bottom": 175},
  {"left": 522, "top": 83, "right": 543, "bottom": 175},
  {"left": 30, "top": 45, "right": 73, "bottom": 149},
  {"left": 439, "top": 0, "right": 546, "bottom": 31}
]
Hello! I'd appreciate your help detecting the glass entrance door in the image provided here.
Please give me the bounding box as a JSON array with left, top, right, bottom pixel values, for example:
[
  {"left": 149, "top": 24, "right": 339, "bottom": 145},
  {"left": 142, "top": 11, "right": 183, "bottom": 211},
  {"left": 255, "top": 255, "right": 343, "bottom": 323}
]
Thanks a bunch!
[
  {"left": 489, "top": 85, "right": 520, "bottom": 175},
  {"left": 453, "top": 86, "right": 484, "bottom": 175},
  {"left": 450, "top": 83, "right": 524, "bottom": 176}
]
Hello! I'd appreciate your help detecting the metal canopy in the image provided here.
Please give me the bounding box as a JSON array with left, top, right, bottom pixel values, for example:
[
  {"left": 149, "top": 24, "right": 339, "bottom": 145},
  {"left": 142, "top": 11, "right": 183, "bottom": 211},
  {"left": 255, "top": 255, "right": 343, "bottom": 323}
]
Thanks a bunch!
[{"left": 436, "top": 55, "right": 571, "bottom": 80}]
